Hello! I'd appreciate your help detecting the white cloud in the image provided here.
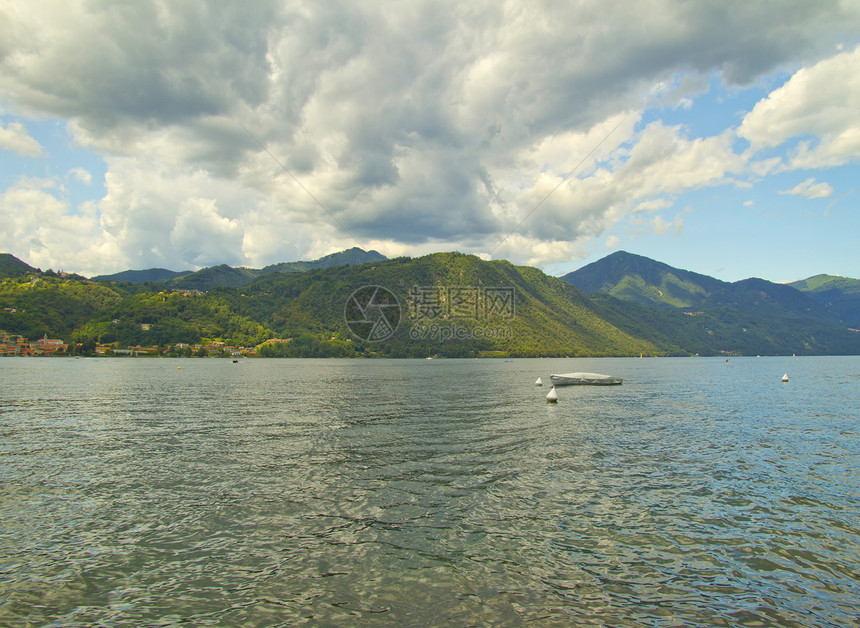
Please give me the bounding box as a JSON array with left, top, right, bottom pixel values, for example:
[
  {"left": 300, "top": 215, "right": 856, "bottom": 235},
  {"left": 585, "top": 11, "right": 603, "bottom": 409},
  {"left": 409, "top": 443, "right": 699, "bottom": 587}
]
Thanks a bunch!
[
  {"left": 0, "top": 121, "right": 44, "bottom": 157},
  {"left": 0, "top": 177, "right": 107, "bottom": 274},
  {"left": 652, "top": 214, "right": 684, "bottom": 235},
  {"left": 170, "top": 198, "right": 243, "bottom": 268},
  {"left": 0, "top": 1, "right": 859, "bottom": 273},
  {"left": 67, "top": 167, "right": 92, "bottom": 185},
  {"left": 740, "top": 46, "right": 860, "bottom": 168},
  {"left": 478, "top": 118, "right": 744, "bottom": 266},
  {"left": 635, "top": 198, "right": 674, "bottom": 212},
  {"left": 605, "top": 235, "right": 622, "bottom": 249},
  {"left": 779, "top": 177, "right": 834, "bottom": 199}
]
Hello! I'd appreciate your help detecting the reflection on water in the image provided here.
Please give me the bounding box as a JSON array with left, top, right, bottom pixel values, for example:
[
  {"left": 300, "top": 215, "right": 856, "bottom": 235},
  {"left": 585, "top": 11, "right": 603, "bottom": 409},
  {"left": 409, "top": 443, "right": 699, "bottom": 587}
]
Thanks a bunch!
[{"left": 1, "top": 356, "right": 858, "bottom": 626}]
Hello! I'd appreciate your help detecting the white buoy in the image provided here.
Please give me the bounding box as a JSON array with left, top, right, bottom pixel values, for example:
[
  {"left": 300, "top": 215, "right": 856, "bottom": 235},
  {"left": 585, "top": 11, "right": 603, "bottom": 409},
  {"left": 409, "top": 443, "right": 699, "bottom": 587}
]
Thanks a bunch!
[
  {"left": 535, "top": 377, "right": 543, "bottom": 386},
  {"left": 781, "top": 373, "right": 789, "bottom": 382},
  {"left": 546, "top": 386, "right": 558, "bottom": 403}
]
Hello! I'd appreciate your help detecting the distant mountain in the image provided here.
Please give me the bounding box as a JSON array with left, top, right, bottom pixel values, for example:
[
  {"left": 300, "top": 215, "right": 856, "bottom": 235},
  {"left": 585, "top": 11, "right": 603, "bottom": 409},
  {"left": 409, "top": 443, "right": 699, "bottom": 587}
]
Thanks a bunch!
[
  {"left": 562, "top": 250, "right": 727, "bottom": 308},
  {"left": 562, "top": 250, "right": 860, "bottom": 354},
  {"left": 0, "top": 253, "right": 40, "bottom": 279},
  {"left": 91, "top": 268, "right": 192, "bottom": 283},
  {"left": 701, "top": 278, "right": 842, "bottom": 325},
  {"left": 90, "top": 247, "right": 388, "bottom": 290},
  {"left": 310, "top": 247, "right": 386, "bottom": 268},
  {"left": 170, "top": 264, "right": 260, "bottom": 291},
  {"left": 3, "top": 249, "right": 860, "bottom": 356},
  {"left": 171, "top": 247, "right": 386, "bottom": 291},
  {"left": 260, "top": 247, "right": 386, "bottom": 275},
  {"left": 789, "top": 274, "right": 860, "bottom": 328},
  {"left": 789, "top": 274, "right": 860, "bottom": 294},
  {"left": 562, "top": 250, "right": 845, "bottom": 323}
]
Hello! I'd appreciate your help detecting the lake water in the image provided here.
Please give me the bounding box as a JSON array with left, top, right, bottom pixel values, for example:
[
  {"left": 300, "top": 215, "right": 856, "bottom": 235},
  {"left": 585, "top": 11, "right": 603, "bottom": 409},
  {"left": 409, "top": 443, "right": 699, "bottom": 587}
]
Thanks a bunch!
[{"left": 1, "top": 356, "right": 858, "bottom": 627}]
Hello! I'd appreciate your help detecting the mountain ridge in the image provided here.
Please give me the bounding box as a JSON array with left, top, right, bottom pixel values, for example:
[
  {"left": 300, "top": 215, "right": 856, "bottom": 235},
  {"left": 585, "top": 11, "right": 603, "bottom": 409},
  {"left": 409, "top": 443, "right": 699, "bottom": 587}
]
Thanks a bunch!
[
  {"left": 562, "top": 250, "right": 858, "bottom": 328},
  {"left": 787, "top": 274, "right": 860, "bottom": 327},
  {"left": 3, "top": 249, "right": 859, "bottom": 356},
  {"left": 563, "top": 251, "right": 727, "bottom": 308},
  {"left": 3, "top": 249, "right": 860, "bottom": 356},
  {"left": 88, "top": 247, "right": 387, "bottom": 288},
  {"left": 90, "top": 268, "right": 191, "bottom": 284},
  {"left": 0, "top": 253, "right": 41, "bottom": 278}
]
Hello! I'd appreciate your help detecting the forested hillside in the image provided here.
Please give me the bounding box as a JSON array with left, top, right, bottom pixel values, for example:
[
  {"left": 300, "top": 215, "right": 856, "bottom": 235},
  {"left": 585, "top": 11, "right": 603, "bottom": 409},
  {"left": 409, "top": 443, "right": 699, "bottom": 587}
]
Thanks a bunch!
[{"left": 3, "top": 251, "right": 859, "bottom": 357}]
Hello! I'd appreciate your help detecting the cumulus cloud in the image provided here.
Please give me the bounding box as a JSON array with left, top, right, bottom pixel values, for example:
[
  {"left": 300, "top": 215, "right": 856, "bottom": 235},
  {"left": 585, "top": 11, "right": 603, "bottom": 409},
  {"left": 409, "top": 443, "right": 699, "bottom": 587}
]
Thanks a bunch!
[
  {"left": 0, "top": 177, "right": 107, "bottom": 274},
  {"left": 0, "top": 0, "right": 858, "bottom": 273},
  {"left": 499, "top": 121, "right": 742, "bottom": 250},
  {"left": 0, "top": 121, "right": 44, "bottom": 157},
  {"left": 779, "top": 178, "right": 834, "bottom": 199},
  {"left": 739, "top": 46, "right": 860, "bottom": 168}
]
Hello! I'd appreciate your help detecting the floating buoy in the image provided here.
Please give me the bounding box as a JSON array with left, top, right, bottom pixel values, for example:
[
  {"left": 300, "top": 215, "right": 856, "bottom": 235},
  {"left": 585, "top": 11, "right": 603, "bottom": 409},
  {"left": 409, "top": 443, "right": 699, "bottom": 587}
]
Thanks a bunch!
[
  {"left": 177, "top": 366, "right": 181, "bottom": 370},
  {"left": 535, "top": 377, "right": 543, "bottom": 386},
  {"left": 546, "top": 386, "right": 558, "bottom": 403},
  {"left": 781, "top": 373, "right": 789, "bottom": 382}
]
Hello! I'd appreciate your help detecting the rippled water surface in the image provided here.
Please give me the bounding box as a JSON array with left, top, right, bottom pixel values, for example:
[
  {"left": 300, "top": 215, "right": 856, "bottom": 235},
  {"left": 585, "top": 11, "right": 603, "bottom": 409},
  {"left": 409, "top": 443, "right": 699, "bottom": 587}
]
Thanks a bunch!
[{"left": 1, "top": 356, "right": 858, "bottom": 626}]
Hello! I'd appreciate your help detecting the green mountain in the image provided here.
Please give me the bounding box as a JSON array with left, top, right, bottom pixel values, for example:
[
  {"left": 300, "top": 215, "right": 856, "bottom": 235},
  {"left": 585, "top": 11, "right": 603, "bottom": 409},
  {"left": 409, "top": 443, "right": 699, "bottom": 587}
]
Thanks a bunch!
[
  {"left": 3, "top": 250, "right": 859, "bottom": 357},
  {"left": 789, "top": 274, "right": 860, "bottom": 293},
  {"left": 0, "top": 275, "right": 123, "bottom": 340},
  {"left": 701, "top": 278, "right": 842, "bottom": 325},
  {"left": 1, "top": 252, "right": 671, "bottom": 357},
  {"left": 561, "top": 251, "right": 860, "bottom": 354},
  {"left": 170, "top": 264, "right": 259, "bottom": 290},
  {"left": 305, "top": 247, "right": 386, "bottom": 269},
  {"left": 165, "top": 247, "right": 387, "bottom": 290},
  {"left": 90, "top": 268, "right": 191, "bottom": 283},
  {"left": 789, "top": 274, "right": 860, "bottom": 327},
  {"left": 562, "top": 250, "right": 846, "bottom": 323},
  {"left": 0, "top": 253, "right": 40, "bottom": 279},
  {"left": 562, "top": 250, "right": 726, "bottom": 308},
  {"left": 257, "top": 247, "right": 386, "bottom": 275},
  {"left": 228, "top": 252, "right": 669, "bottom": 357},
  {"left": 87, "top": 247, "right": 386, "bottom": 289},
  {"left": 590, "top": 292, "right": 860, "bottom": 356}
]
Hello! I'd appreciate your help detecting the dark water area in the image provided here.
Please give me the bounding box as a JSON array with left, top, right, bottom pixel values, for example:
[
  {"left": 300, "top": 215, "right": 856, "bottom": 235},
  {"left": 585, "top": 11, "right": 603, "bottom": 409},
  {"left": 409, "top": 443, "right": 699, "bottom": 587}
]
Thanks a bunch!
[{"left": 1, "top": 356, "right": 858, "bottom": 626}]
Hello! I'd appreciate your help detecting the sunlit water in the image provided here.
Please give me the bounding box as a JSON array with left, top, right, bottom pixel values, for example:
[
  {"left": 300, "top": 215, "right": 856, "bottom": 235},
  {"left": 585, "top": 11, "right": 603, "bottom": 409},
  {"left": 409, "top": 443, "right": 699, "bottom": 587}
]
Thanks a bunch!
[{"left": 1, "top": 356, "right": 858, "bottom": 627}]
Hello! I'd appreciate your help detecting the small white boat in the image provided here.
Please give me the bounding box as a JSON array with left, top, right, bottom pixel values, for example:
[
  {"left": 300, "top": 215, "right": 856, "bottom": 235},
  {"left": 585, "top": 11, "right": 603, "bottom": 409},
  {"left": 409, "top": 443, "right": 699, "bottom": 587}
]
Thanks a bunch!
[{"left": 550, "top": 372, "right": 622, "bottom": 386}]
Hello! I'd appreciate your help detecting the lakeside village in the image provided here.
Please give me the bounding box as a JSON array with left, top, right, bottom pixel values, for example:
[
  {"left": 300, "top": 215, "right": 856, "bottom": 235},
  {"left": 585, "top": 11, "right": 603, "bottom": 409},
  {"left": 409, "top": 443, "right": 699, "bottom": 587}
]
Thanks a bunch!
[{"left": 0, "top": 328, "right": 296, "bottom": 358}]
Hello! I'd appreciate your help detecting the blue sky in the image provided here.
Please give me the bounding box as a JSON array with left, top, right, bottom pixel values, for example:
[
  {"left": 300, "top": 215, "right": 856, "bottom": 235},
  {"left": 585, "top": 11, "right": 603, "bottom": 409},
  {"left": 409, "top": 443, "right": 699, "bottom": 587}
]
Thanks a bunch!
[
  {"left": 1, "top": 1, "right": 858, "bottom": 283},
  {"left": 0, "top": 118, "right": 107, "bottom": 205}
]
